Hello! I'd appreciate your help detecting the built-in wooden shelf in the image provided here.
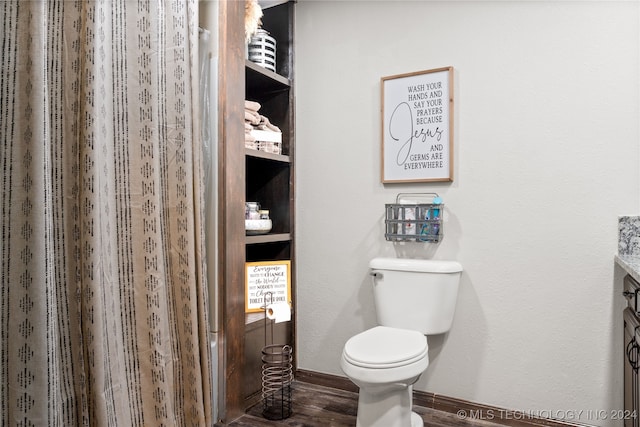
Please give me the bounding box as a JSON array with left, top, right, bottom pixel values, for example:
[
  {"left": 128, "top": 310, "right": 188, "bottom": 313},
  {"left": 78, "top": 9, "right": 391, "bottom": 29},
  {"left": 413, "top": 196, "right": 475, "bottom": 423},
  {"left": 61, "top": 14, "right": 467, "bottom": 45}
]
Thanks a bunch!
[
  {"left": 224, "top": 1, "right": 296, "bottom": 416},
  {"left": 245, "top": 60, "right": 290, "bottom": 94},
  {"left": 245, "top": 232, "right": 291, "bottom": 245},
  {"left": 245, "top": 311, "right": 266, "bottom": 325},
  {"left": 245, "top": 148, "right": 290, "bottom": 163}
]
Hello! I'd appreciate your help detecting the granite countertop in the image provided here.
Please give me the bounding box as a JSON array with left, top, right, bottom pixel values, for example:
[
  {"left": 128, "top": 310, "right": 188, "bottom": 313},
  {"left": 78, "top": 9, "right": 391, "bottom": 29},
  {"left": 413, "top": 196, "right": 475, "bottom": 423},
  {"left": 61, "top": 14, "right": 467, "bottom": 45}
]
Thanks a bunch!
[
  {"left": 617, "top": 216, "right": 640, "bottom": 283},
  {"left": 616, "top": 254, "right": 640, "bottom": 284}
]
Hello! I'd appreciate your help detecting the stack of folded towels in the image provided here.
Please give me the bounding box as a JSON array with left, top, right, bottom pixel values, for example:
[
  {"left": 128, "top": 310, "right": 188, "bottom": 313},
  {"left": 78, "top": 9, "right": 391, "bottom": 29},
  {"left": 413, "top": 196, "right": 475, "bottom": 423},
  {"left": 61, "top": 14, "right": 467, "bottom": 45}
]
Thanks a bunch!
[{"left": 244, "top": 100, "right": 282, "bottom": 154}]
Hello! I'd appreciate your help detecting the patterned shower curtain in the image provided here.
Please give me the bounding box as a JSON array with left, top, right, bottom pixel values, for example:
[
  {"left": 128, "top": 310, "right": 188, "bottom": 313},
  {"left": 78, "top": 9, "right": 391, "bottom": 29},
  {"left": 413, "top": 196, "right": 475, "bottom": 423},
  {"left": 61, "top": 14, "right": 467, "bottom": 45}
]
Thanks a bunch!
[{"left": 0, "top": 1, "right": 212, "bottom": 426}]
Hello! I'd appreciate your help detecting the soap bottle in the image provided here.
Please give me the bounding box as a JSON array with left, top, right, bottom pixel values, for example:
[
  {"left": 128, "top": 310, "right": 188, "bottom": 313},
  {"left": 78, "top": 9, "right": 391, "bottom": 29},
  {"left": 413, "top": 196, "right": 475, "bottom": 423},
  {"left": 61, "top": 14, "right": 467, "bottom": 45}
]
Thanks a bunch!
[{"left": 431, "top": 196, "right": 442, "bottom": 237}]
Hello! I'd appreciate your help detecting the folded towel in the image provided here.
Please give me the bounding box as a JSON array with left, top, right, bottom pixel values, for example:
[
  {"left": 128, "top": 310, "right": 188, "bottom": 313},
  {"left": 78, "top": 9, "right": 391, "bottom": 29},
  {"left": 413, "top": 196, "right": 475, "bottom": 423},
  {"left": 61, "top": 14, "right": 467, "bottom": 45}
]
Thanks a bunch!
[
  {"left": 245, "top": 110, "right": 261, "bottom": 125},
  {"left": 245, "top": 100, "right": 261, "bottom": 112},
  {"left": 257, "top": 115, "right": 281, "bottom": 133}
]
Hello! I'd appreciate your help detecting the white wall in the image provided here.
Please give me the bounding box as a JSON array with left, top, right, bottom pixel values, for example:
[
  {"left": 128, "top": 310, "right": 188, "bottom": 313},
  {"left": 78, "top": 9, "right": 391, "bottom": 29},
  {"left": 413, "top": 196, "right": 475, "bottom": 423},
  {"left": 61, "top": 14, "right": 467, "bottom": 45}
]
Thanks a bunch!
[{"left": 295, "top": 1, "right": 640, "bottom": 425}]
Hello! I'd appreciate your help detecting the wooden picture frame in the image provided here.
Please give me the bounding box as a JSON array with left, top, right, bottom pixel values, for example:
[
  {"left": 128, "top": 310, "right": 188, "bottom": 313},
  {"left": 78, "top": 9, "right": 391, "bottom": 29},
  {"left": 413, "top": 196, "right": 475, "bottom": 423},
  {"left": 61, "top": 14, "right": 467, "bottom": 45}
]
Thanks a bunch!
[
  {"left": 381, "top": 67, "right": 454, "bottom": 183},
  {"left": 245, "top": 260, "right": 292, "bottom": 313}
]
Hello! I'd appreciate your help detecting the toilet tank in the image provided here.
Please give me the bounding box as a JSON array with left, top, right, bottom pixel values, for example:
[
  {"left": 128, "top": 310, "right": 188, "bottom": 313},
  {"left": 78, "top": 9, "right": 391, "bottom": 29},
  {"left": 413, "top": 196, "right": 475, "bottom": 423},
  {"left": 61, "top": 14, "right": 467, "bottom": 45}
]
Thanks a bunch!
[{"left": 369, "top": 257, "right": 462, "bottom": 334}]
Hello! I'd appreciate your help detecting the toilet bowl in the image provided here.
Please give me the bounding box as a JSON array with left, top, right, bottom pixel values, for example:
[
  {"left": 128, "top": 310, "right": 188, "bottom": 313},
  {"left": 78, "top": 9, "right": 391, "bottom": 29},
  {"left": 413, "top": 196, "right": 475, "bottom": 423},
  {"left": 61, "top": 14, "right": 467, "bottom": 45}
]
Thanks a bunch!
[
  {"left": 341, "top": 258, "right": 462, "bottom": 427},
  {"left": 340, "top": 326, "right": 428, "bottom": 427}
]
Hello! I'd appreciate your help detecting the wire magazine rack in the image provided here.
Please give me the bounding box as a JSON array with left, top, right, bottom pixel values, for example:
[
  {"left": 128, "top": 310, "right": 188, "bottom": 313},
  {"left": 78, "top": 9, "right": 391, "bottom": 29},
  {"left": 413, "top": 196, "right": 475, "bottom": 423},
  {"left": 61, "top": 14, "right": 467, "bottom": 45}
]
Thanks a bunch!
[{"left": 385, "top": 193, "right": 443, "bottom": 243}]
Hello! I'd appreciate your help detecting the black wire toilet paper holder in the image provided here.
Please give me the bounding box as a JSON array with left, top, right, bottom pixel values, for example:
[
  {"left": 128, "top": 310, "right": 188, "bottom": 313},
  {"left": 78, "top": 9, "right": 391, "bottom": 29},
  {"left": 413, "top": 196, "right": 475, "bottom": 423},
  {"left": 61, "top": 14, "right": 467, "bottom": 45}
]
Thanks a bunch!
[{"left": 261, "top": 292, "right": 293, "bottom": 420}]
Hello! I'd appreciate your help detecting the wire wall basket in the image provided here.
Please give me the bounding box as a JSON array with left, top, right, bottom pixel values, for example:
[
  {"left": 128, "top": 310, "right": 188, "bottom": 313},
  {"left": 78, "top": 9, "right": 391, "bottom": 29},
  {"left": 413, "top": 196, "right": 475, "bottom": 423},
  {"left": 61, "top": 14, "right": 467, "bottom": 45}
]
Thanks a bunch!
[
  {"left": 385, "top": 193, "right": 443, "bottom": 243},
  {"left": 261, "top": 292, "right": 293, "bottom": 420}
]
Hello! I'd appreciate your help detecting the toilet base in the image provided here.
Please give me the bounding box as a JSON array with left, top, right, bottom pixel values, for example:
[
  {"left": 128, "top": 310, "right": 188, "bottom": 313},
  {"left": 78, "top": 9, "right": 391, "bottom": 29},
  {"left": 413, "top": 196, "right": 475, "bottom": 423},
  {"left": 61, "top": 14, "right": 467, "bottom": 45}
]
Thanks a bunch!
[
  {"left": 354, "top": 384, "right": 423, "bottom": 427},
  {"left": 411, "top": 411, "right": 424, "bottom": 427}
]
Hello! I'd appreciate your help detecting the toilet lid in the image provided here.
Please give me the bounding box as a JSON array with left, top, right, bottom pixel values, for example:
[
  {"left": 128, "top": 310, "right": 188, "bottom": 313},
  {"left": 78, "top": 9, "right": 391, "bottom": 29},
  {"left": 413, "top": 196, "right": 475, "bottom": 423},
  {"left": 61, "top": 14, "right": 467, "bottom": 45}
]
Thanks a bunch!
[{"left": 343, "top": 326, "right": 428, "bottom": 369}]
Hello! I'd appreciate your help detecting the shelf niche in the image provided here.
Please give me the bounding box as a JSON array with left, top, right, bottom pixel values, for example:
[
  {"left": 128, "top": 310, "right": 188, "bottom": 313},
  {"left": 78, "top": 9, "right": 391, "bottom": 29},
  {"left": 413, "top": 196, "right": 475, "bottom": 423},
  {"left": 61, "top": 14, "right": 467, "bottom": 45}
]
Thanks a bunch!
[{"left": 240, "top": 0, "right": 296, "bottom": 413}]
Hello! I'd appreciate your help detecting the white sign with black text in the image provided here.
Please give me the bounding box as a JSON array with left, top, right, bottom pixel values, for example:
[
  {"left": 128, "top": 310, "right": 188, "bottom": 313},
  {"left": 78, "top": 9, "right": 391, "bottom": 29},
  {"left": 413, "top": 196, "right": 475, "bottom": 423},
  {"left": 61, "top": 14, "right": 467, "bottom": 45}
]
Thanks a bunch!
[{"left": 382, "top": 67, "right": 454, "bottom": 183}]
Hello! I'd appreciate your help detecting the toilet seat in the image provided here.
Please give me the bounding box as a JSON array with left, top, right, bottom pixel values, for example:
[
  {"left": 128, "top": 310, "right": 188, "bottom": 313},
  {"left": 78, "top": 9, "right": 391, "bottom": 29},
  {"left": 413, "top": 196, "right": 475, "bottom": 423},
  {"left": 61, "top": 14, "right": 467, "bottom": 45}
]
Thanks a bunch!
[{"left": 343, "top": 326, "right": 428, "bottom": 369}]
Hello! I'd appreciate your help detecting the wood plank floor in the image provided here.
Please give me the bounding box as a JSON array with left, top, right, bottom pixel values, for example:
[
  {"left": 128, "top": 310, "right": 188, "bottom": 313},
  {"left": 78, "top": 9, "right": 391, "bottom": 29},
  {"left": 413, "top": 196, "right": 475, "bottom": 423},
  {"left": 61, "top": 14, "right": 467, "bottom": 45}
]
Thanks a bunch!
[{"left": 227, "top": 380, "right": 503, "bottom": 427}]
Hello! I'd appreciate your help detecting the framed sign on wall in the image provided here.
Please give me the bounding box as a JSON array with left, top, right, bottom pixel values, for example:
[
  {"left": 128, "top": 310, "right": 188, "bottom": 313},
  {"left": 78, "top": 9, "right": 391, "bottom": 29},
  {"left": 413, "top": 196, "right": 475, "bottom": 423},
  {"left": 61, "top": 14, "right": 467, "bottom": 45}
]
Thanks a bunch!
[
  {"left": 381, "top": 66, "right": 454, "bottom": 183},
  {"left": 245, "top": 260, "right": 292, "bottom": 313}
]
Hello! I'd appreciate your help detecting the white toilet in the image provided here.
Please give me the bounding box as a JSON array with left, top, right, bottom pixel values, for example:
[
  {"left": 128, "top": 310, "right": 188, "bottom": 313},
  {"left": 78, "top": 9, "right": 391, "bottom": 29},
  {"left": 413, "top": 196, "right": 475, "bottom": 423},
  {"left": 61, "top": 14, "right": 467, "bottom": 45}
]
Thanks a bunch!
[{"left": 340, "top": 257, "right": 463, "bottom": 427}]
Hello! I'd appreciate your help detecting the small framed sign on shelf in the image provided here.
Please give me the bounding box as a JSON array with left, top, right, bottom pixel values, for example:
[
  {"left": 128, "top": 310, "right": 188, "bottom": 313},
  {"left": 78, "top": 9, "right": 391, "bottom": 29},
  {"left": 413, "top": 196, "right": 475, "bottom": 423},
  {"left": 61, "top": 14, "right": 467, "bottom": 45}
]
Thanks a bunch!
[
  {"left": 245, "top": 260, "right": 292, "bottom": 313},
  {"left": 381, "top": 66, "right": 454, "bottom": 183}
]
